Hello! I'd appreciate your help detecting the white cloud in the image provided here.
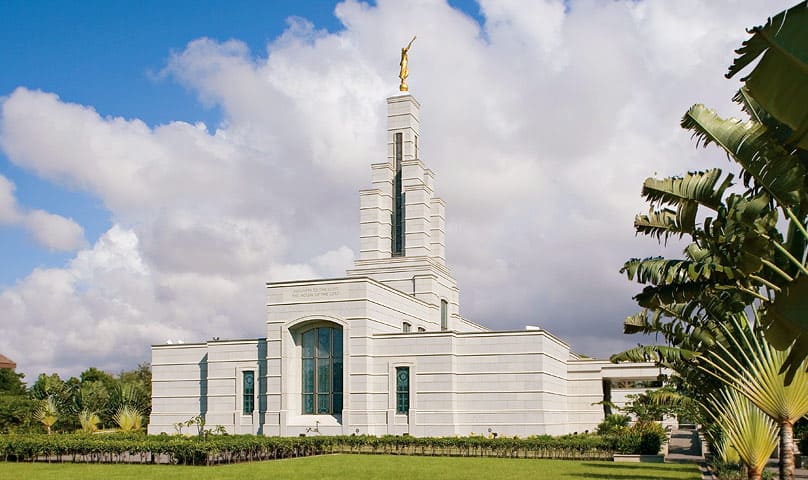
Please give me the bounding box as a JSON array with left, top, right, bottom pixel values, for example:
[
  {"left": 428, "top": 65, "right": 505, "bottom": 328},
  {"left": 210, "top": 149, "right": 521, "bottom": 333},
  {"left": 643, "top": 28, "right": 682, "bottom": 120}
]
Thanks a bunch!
[
  {"left": 0, "top": 175, "right": 20, "bottom": 223},
  {"left": 23, "top": 209, "right": 87, "bottom": 252},
  {"left": 0, "top": 173, "right": 87, "bottom": 251},
  {"left": 0, "top": 0, "right": 795, "bottom": 379}
]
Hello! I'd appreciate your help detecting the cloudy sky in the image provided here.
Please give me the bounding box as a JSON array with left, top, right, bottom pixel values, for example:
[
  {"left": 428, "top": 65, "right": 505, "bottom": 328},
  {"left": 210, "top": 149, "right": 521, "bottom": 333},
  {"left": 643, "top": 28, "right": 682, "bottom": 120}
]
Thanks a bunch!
[{"left": 0, "top": 0, "right": 794, "bottom": 381}]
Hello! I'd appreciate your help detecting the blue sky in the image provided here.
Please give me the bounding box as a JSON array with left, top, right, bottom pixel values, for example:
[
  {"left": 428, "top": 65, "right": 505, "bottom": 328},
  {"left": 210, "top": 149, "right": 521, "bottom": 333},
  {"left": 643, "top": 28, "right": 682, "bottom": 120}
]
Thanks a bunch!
[
  {"left": 0, "top": 0, "right": 487, "bottom": 289},
  {"left": 0, "top": 0, "right": 793, "bottom": 378},
  {"left": 0, "top": 1, "right": 340, "bottom": 287}
]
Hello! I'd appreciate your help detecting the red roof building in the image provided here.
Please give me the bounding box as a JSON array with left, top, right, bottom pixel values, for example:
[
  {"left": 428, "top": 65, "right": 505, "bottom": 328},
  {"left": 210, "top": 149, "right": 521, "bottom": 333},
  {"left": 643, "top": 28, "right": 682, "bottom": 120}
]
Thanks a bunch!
[{"left": 0, "top": 354, "right": 16, "bottom": 370}]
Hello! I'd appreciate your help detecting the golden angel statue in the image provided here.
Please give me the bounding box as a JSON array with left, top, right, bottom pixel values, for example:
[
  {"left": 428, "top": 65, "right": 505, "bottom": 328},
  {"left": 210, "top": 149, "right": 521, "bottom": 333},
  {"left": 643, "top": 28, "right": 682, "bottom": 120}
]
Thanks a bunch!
[{"left": 399, "top": 36, "right": 416, "bottom": 92}]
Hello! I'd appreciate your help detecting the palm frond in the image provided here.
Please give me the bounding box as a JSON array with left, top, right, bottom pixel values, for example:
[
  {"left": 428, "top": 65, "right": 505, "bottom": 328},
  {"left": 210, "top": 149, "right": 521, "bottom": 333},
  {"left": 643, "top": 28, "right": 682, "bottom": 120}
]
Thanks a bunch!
[
  {"left": 703, "top": 387, "right": 779, "bottom": 474},
  {"left": 699, "top": 314, "right": 808, "bottom": 423},
  {"left": 642, "top": 169, "right": 731, "bottom": 211},
  {"left": 682, "top": 105, "right": 805, "bottom": 208},
  {"left": 610, "top": 344, "right": 697, "bottom": 364},
  {"left": 726, "top": 1, "right": 808, "bottom": 149}
]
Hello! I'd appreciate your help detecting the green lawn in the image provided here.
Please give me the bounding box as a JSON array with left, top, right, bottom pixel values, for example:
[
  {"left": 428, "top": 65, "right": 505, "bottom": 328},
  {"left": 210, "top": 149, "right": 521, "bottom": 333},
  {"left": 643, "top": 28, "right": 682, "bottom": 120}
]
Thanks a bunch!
[{"left": 0, "top": 455, "right": 700, "bottom": 479}]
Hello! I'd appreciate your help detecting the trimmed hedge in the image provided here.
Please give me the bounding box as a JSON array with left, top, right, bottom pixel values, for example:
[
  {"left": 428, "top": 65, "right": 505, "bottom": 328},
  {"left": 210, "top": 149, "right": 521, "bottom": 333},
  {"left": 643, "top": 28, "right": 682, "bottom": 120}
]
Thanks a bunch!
[{"left": 0, "top": 433, "right": 618, "bottom": 465}]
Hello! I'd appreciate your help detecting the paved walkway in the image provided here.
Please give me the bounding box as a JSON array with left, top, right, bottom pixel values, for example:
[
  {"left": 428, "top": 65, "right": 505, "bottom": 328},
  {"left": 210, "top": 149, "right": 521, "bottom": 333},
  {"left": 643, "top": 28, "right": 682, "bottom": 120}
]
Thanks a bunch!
[
  {"left": 667, "top": 429, "right": 701, "bottom": 463},
  {"left": 665, "top": 428, "right": 808, "bottom": 479},
  {"left": 666, "top": 429, "right": 712, "bottom": 479}
]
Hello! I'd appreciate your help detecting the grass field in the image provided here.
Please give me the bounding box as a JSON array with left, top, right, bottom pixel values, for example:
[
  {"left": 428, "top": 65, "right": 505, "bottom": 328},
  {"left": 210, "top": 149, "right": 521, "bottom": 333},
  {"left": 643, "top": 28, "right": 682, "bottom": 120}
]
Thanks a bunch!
[{"left": 0, "top": 455, "right": 701, "bottom": 479}]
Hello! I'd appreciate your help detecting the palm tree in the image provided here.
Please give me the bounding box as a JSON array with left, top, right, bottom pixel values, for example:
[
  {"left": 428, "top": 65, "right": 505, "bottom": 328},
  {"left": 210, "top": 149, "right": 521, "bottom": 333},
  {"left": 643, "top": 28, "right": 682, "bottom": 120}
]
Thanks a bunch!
[
  {"left": 699, "top": 314, "right": 808, "bottom": 480},
  {"left": 78, "top": 408, "right": 100, "bottom": 433},
  {"left": 113, "top": 405, "right": 143, "bottom": 432},
  {"left": 704, "top": 387, "right": 779, "bottom": 480},
  {"left": 34, "top": 396, "right": 59, "bottom": 435}
]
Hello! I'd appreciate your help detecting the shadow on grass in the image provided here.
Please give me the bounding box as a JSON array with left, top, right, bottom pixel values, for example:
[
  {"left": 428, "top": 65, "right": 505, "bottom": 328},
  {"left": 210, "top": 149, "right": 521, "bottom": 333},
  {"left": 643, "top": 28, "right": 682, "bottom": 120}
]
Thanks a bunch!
[
  {"left": 560, "top": 475, "right": 685, "bottom": 480},
  {"left": 579, "top": 463, "right": 692, "bottom": 472},
  {"left": 559, "top": 462, "right": 699, "bottom": 479}
]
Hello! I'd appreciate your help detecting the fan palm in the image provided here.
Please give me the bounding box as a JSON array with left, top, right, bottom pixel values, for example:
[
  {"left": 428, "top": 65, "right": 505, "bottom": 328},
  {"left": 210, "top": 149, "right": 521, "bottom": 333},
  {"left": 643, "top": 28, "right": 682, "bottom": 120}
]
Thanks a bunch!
[
  {"left": 704, "top": 387, "right": 779, "bottom": 480},
  {"left": 113, "top": 405, "right": 143, "bottom": 432},
  {"left": 34, "top": 396, "right": 59, "bottom": 435},
  {"left": 78, "top": 408, "right": 100, "bottom": 433},
  {"left": 699, "top": 314, "right": 808, "bottom": 480}
]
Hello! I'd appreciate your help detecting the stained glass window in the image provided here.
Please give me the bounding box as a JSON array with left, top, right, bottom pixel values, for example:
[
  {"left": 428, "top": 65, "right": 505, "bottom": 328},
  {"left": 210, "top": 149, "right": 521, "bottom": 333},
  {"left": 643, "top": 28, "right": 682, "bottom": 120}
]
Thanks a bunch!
[
  {"left": 243, "top": 371, "right": 255, "bottom": 414},
  {"left": 301, "top": 326, "right": 342, "bottom": 415},
  {"left": 396, "top": 367, "right": 409, "bottom": 414}
]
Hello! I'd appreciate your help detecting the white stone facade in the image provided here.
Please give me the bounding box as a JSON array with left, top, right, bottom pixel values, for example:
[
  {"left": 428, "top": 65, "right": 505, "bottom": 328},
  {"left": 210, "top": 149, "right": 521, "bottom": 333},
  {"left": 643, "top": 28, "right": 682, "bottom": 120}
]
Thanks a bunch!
[{"left": 148, "top": 92, "right": 661, "bottom": 437}]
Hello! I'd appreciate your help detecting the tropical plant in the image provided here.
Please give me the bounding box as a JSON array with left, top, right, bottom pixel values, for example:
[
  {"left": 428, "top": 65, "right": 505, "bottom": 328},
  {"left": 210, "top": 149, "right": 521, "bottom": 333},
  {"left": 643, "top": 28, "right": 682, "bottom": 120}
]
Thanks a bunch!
[
  {"left": 724, "top": 1, "right": 808, "bottom": 379},
  {"left": 34, "top": 396, "right": 59, "bottom": 435},
  {"left": 113, "top": 405, "right": 143, "bottom": 432},
  {"left": 107, "top": 382, "right": 150, "bottom": 420},
  {"left": 78, "top": 408, "right": 100, "bottom": 433},
  {"left": 699, "top": 314, "right": 808, "bottom": 480},
  {"left": 596, "top": 414, "right": 630, "bottom": 435},
  {"left": 621, "top": 0, "right": 808, "bottom": 385},
  {"left": 704, "top": 387, "right": 779, "bottom": 480},
  {"left": 618, "top": 4, "right": 808, "bottom": 478}
]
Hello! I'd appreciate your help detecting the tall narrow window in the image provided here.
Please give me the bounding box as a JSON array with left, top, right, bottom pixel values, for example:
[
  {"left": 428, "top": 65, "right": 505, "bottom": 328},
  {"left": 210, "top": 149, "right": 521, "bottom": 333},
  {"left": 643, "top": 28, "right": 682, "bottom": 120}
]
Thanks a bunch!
[
  {"left": 302, "top": 326, "right": 343, "bottom": 415},
  {"left": 414, "top": 135, "right": 418, "bottom": 159},
  {"left": 440, "top": 299, "right": 448, "bottom": 331},
  {"left": 243, "top": 371, "right": 255, "bottom": 414},
  {"left": 392, "top": 132, "right": 405, "bottom": 256},
  {"left": 403, "top": 322, "right": 411, "bottom": 333},
  {"left": 396, "top": 367, "right": 410, "bottom": 414}
]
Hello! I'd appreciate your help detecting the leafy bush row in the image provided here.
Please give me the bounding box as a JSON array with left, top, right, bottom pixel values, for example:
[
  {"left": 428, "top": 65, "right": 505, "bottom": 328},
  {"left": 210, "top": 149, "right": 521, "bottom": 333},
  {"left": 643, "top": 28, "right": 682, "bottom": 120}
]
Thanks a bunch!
[{"left": 0, "top": 432, "right": 618, "bottom": 465}]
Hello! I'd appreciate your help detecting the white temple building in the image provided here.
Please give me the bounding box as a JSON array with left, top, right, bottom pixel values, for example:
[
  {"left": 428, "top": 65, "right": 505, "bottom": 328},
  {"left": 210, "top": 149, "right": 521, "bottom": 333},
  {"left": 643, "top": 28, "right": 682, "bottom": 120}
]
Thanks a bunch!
[{"left": 148, "top": 90, "right": 662, "bottom": 437}]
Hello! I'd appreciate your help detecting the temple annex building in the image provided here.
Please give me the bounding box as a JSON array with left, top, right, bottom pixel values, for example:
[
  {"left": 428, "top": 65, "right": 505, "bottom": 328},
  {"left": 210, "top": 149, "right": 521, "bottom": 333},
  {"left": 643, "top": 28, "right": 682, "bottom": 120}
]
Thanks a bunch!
[{"left": 148, "top": 89, "right": 660, "bottom": 437}]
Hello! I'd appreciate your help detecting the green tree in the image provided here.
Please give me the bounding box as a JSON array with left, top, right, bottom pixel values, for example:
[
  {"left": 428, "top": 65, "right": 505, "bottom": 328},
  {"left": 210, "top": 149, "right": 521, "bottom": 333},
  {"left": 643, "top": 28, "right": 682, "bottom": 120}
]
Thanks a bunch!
[
  {"left": 0, "top": 369, "right": 27, "bottom": 396},
  {"left": 31, "top": 373, "right": 66, "bottom": 400},
  {"left": 79, "top": 367, "right": 116, "bottom": 387},
  {"left": 0, "top": 368, "right": 36, "bottom": 433}
]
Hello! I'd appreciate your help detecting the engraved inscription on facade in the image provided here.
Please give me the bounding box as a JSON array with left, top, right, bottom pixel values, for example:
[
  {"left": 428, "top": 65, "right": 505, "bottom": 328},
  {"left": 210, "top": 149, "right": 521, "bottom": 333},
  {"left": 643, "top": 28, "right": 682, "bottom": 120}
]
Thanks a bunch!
[{"left": 290, "top": 286, "right": 341, "bottom": 299}]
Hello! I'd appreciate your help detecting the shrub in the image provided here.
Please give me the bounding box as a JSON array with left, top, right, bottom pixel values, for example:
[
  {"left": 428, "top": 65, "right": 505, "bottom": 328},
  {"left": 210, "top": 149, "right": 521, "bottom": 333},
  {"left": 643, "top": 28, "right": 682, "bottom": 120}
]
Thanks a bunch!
[
  {"left": 711, "top": 460, "right": 744, "bottom": 480},
  {"left": 611, "top": 421, "right": 666, "bottom": 455},
  {"left": 596, "top": 414, "right": 630, "bottom": 436},
  {"left": 0, "top": 432, "right": 620, "bottom": 464}
]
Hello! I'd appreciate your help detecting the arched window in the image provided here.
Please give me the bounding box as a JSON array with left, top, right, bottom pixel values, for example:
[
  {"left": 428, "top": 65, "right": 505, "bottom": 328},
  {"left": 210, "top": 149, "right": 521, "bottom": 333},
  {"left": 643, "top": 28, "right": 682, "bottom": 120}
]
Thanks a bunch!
[{"left": 301, "top": 326, "right": 343, "bottom": 415}]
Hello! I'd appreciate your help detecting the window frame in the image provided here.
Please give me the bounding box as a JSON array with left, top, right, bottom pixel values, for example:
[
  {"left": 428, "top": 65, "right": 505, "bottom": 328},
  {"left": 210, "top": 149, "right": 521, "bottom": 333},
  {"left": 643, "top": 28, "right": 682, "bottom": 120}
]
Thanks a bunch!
[
  {"left": 242, "top": 370, "right": 255, "bottom": 415},
  {"left": 301, "top": 326, "right": 343, "bottom": 415},
  {"left": 395, "top": 366, "right": 410, "bottom": 414}
]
